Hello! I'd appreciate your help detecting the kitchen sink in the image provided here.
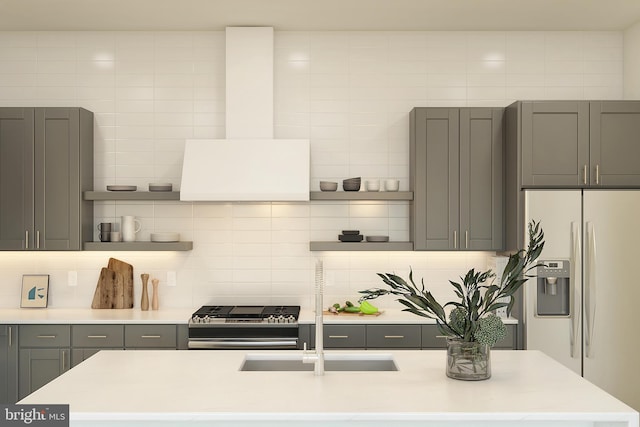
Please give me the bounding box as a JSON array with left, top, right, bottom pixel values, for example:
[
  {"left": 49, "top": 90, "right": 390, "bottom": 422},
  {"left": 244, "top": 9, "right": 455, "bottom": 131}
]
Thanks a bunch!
[{"left": 240, "top": 353, "right": 398, "bottom": 372}]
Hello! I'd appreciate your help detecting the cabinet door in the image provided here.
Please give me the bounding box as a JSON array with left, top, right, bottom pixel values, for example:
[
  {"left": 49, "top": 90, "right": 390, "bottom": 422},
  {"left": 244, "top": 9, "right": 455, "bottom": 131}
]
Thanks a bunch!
[
  {"left": 125, "top": 325, "right": 177, "bottom": 349},
  {"left": 411, "top": 108, "right": 460, "bottom": 250},
  {"left": 366, "top": 325, "right": 421, "bottom": 348},
  {"left": 521, "top": 101, "right": 589, "bottom": 187},
  {"left": 590, "top": 101, "right": 640, "bottom": 187},
  {"left": 421, "top": 324, "right": 517, "bottom": 349},
  {"left": 19, "top": 348, "right": 70, "bottom": 399},
  {"left": 0, "top": 325, "right": 18, "bottom": 404},
  {"left": 459, "top": 108, "right": 503, "bottom": 250},
  {"left": 34, "top": 108, "right": 82, "bottom": 250},
  {"left": 310, "top": 325, "right": 366, "bottom": 349},
  {"left": 0, "top": 108, "right": 34, "bottom": 250}
]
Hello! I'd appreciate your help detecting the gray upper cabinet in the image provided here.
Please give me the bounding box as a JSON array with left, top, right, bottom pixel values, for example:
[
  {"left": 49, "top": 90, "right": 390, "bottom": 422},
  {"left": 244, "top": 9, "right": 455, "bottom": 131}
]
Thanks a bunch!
[
  {"left": 521, "top": 101, "right": 589, "bottom": 187},
  {"left": 411, "top": 107, "right": 503, "bottom": 251},
  {"left": 0, "top": 107, "right": 93, "bottom": 250},
  {"left": 518, "top": 100, "right": 640, "bottom": 188},
  {"left": 590, "top": 101, "right": 640, "bottom": 187}
]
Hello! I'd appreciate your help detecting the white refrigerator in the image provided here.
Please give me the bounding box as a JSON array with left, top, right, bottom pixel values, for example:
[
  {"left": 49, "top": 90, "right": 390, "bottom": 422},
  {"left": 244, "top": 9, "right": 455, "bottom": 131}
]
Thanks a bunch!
[{"left": 525, "top": 190, "right": 640, "bottom": 411}]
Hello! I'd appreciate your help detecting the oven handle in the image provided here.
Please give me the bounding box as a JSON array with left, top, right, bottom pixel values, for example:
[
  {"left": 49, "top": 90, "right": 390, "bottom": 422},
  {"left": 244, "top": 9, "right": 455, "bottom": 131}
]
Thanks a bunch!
[{"left": 188, "top": 339, "right": 298, "bottom": 349}]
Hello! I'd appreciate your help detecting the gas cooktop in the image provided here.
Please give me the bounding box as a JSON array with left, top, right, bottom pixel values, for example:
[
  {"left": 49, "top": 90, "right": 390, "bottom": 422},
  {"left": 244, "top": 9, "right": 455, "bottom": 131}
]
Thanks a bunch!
[{"left": 190, "top": 305, "right": 300, "bottom": 324}]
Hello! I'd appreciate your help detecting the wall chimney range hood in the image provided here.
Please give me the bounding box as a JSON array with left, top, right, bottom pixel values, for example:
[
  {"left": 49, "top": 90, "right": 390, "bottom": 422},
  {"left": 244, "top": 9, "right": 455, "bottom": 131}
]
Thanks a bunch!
[{"left": 180, "top": 27, "right": 310, "bottom": 201}]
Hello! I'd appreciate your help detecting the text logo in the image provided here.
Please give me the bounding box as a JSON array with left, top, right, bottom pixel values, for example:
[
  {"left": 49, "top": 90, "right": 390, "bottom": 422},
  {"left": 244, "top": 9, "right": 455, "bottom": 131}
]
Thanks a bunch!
[{"left": 0, "top": 405, "right": 69, "bottom": 426}]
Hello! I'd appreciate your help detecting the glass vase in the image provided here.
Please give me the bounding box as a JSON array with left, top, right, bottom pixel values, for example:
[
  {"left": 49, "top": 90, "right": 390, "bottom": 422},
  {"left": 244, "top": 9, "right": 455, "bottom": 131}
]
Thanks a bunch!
[{"left": 446, "top": 338, "right": 491, "bottom": 381}]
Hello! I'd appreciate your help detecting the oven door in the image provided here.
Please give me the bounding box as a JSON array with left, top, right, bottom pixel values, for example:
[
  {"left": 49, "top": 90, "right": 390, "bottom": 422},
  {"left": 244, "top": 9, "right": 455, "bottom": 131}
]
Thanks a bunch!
[
  {"left": 188, "top": 337, "right": 298, "bottom": 349},
  {"left": 188, "top": 324, "right": 299, "bottom": 350}
]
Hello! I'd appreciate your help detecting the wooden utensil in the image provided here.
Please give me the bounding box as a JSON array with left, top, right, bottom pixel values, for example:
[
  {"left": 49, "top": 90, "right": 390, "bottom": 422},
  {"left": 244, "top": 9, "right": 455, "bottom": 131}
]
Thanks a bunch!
[
  {"left": 108, "top": 258, "right": 134, "bottom": 308},
  {"left": 141, "top": 273, "right": 149, "bottom": 311},
  {"left": 91, "top": 268, "right": 125, "bottom": 309},
  {"left": 151, "top": 278, "right": 159, "bottom": 310}
]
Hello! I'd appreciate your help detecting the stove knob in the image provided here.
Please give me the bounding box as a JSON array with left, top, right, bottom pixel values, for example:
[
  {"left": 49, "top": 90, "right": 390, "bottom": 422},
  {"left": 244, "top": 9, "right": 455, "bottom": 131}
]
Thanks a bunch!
[
  {"left": 192, "top": 316, "right": 201, "bottom": 323},
  {"left": 203, "top": 315, "right": 210, "bottom": 324},
  {"left": 267, "top": 315, "right": 276, "bottom": 323},
  {"left": 287, "top": 315, "right": 296, "bottom": 323},
  {"left": 277, "top": 315, "right": 286, "bottom": 323}
]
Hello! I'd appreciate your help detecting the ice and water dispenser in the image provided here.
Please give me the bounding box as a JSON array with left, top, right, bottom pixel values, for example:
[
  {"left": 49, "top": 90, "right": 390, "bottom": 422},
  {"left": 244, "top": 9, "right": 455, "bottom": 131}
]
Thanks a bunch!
[{"left": 536, "top": 260, "right": 571, "bottom": 317}]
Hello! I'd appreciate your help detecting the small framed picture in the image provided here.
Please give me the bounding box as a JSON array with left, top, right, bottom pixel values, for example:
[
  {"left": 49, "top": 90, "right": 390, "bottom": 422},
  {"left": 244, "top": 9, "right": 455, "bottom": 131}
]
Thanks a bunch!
[{"left": 21, "top": 275, "right": 49, "bottom": 308}]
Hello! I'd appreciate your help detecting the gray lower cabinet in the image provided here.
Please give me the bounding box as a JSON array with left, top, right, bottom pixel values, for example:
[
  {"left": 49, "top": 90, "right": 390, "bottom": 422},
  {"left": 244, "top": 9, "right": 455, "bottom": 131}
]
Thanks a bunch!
[
  {"left": 421, "top": 324, "right": 516, "bottom": 349},
  {"left": 410, "top": 107, "right": 503, "bottom": 251},
  {"left": 366, "top": 325, "right": 421, "bottom": 348},
  {"left": 125, "top": 324, "right": 177, "bottom": 349},
  {"left": 0, "top": 107, "right": 93, "bottom": 251},
  {"left": 0, "top": 325, "right": 18, "bottom": 404},
  {"left": 514, "top": 100, "right": 640, "bottom": 188},
  {"left": 18, "top": 325, "right": 71, "bottom": 399},
  {"left": 71, "top": 325, "right": 124, "bottom": 367}
]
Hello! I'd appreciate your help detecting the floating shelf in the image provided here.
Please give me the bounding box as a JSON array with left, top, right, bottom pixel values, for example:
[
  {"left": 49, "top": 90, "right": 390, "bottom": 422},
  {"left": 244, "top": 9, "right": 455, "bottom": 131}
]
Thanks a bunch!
[
  {"left": 310, "top": 191, "right": 413, "bottom": 201},
  {"left": 84, "top": 241, "right": 193, "bottom": 251},
  {"left": 84, "top": 191, "right": 180, "bottom": 201},
  {"left": 309, "top": 242, "right": 413, "bottom": 251}
]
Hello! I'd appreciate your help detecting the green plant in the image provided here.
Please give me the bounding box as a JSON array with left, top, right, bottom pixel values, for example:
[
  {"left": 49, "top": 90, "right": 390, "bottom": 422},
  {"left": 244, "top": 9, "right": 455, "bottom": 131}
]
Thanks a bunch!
[{"left": 359, "top": 221, "right": 545, "bottom": 347}]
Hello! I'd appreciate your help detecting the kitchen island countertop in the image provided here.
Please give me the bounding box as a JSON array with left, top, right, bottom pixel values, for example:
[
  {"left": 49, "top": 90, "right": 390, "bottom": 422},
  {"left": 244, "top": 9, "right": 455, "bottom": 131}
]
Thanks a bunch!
[{"left": 19, "top": 349, "right": 638, "bottom": 427}]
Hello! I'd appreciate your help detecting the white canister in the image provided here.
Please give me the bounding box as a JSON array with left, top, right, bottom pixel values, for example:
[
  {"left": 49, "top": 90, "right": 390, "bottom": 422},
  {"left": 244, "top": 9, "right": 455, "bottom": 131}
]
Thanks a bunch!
[{"left": 121, "top": 216, "right": 141, "bottom": 242}]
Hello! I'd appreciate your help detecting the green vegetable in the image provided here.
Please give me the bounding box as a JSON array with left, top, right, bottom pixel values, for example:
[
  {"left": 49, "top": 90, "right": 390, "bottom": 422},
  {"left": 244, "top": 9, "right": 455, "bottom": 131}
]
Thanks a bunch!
[
  {"left": 360, "top": 300, "right": 378, "bottom": 315},
  {"left": 345, "top": 301, "right": 354, "bottom": 307},
  {"left": 332, "top": 303, "right": 340, "bottom": 309},
  {"left": 343, "top": 305, "right": 361, "bottom": 313}
]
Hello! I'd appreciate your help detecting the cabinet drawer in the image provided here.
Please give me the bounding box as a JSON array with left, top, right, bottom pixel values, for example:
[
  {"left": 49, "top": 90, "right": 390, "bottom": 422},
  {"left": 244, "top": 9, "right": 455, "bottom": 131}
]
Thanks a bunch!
[
  {"left": 72, "top": 325, "right": 124, "bottom": 348},
  {"left": 421, "top": 324, "right": 517, "bottom": 349},
  {"left": 125, "top": 325, "right": 176, "bottom": 348},
  {"left": 19, "top": 325, "right": 70, "bottom": 347},
  {"left": 321, "top": 325, "right": 366, "bottom": 348},
  {"left": 366, "top": 325, "right": 421, "bottom": 348}
]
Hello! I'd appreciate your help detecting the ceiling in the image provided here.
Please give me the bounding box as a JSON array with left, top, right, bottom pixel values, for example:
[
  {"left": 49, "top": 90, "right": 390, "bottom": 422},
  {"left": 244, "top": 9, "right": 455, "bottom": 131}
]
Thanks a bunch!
[{"left": 1, "top": 0, "right": 640, "bottom": 31}]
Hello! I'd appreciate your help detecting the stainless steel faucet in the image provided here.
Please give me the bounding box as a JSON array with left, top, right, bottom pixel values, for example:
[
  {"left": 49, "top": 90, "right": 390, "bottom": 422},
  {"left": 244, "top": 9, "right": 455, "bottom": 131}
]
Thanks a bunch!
[{"left": 303, "top": 259, "right": 325, "bottom": 375}]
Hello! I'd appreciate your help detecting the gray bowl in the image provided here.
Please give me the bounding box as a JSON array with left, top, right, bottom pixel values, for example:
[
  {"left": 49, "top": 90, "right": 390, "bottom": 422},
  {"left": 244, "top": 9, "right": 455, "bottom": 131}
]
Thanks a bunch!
[
  {"left": 319, "top": 181, "right": 338, "bottom": 191},
  {"left": 343, "top": 181, "right": 361, "bottom": 191}
]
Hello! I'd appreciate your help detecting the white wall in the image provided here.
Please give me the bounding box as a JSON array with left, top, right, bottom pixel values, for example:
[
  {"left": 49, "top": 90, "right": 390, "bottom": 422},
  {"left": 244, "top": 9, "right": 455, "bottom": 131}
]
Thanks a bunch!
[
  {"left": 624, "top": 21, "right": 640, "bottom": 98},
  {"left": 0, "top": 30, "right": 624, "bottom": 309}
]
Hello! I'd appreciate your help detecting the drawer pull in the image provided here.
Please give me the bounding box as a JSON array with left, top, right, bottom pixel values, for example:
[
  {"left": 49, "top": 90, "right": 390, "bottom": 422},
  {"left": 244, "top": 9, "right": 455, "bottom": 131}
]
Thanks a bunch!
[
  {"left": 384, "top": 335, "right": 405, "bottom": 339},
  {"left": 37, "top": 335, "right": 57, "bottom": 339},
  {"left": 141, "top": 335, "right": 162, "bottom": 339},
  {"left": 328, "top": 335, "right": 349, "bottom": 339},
  {"left": 87, "top": 335, "right": 108, "bottom": 339}
]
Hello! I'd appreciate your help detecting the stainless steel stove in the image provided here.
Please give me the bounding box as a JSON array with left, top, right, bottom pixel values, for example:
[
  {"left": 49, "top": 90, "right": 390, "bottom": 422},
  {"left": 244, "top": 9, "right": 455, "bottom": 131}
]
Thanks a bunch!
[{"left": 188, "top": 305, "right": 300, "bottom": 349}]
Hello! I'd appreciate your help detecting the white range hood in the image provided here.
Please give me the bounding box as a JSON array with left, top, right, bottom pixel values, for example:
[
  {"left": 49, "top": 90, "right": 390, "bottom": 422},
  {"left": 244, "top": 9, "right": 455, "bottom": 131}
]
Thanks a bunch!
[{"left": 180, "top": 27, "right": 310, "bottom": 201}]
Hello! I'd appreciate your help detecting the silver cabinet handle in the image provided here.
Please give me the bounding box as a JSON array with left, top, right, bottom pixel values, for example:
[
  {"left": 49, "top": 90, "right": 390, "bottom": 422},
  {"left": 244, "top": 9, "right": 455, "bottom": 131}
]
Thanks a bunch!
[
  {"left": 570, "top": 222, "right": 582, "bottom": 358},
  {"left": 585, "top": 222, "right": 597, "bottom": 358},
  {"left": 141, "top": 335, "right": 162, "bottom": 339},
  {"left": 36, "top": 230, "right": 40, "bottom": 249},
  {"left": 328, "top": 335, "right": 349, "bottom": 339},
  {"left": 384, "top": 335, "right": 405, "bottom": 339},
  {"left": 25, "top": 230, "right": 29, "bottom": 249},
  {"left": 87, "top": 335, "right": 108, "bottom": 339},
  {"left": 595, "top": 164, "right": 600, "bottom": 185},
  {"left": 37, "top": 335, "right": 57, "bottom": 339},
  {"left": 8, "top": 326, "right": 12, "bottom": 347},
  {"left": 453, "top": 230, "right": 457, "bottom": 249},
  {"left": 62, "top": 349, "right": 67, "bottom": 370},
  {"left": 465, "top": 230, "right": 469, "bottom": 249},
  {"left": 583, "top": 165, "right": 587, "bottom": 185}
]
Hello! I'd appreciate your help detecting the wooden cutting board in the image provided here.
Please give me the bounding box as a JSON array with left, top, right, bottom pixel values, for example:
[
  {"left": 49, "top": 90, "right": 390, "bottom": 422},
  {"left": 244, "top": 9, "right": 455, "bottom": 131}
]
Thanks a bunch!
[
  {"left": 91, "top": 268, "right": 125, "bottom": 309},
  {"left": 107, "top": 258, "right": 134, "bottom": 308},
  {"left": 323, "top": 310, "right": 383, "bottom": 317}
]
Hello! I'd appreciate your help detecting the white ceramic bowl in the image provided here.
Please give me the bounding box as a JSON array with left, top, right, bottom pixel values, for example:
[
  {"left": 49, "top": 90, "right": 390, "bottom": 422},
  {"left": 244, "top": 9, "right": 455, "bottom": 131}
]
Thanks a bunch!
[{"left": 150, "top": 232, "right": 180, "bottom": 242}]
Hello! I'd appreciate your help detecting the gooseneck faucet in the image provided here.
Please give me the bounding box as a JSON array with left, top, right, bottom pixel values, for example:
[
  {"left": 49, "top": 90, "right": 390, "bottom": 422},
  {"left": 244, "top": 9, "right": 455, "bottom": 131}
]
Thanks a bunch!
[{"left": 303, "top": 259, "right": 325, "bottom": 375}]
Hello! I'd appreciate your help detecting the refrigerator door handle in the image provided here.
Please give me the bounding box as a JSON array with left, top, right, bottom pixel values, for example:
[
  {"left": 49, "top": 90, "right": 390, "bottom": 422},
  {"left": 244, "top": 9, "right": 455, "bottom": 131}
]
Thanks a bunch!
[
  {"left": 585, "top": 222, "right": 597, "bottom": 358},
  {"left": 570, "top": 222, "right": 582, "bottom": 359}
]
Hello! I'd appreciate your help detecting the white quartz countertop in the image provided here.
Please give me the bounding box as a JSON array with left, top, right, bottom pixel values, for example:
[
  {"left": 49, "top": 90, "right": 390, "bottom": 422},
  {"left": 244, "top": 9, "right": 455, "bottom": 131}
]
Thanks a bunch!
[
  {"left": 0, "top": 308, "right": 195, "bottom": 324},
  {"left": 19, "top": 350, "right": 638, "bottom": 427},
  {"left": 0, "top": 307, "right": 517, "bottom": 325}
]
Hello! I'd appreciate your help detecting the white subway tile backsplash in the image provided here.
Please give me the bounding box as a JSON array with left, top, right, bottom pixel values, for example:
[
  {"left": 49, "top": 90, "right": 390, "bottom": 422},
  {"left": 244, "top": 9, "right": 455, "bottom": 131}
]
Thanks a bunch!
[{"left": 0, "top": 29, "right": 624, "bottom": 308}]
